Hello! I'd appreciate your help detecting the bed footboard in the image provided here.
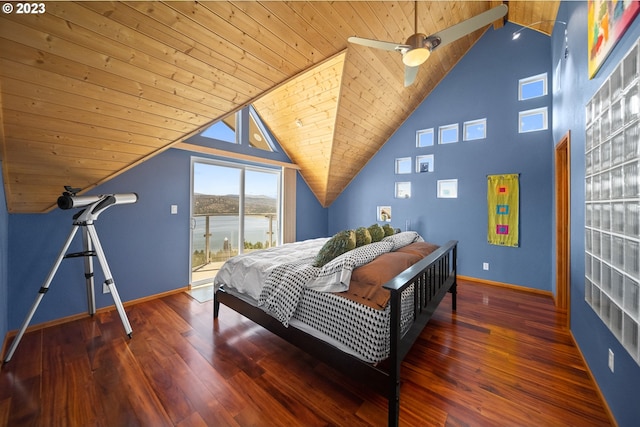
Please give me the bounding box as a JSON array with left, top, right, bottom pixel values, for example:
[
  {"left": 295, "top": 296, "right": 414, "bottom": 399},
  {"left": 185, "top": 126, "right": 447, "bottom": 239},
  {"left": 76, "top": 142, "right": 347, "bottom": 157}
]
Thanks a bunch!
[
  {"left": 214, "top": 239, "right": 458, "bottom": 427},
  {"left": 383, "top": 239, "right": 457, "bottom": 426}
]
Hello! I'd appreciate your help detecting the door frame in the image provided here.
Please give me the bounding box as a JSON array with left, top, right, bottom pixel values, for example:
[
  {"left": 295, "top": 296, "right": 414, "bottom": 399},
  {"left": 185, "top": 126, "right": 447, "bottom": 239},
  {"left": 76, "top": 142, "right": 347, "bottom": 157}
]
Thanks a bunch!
[{"left": 555, "top": 131, "right": 571, "bottom": 327}]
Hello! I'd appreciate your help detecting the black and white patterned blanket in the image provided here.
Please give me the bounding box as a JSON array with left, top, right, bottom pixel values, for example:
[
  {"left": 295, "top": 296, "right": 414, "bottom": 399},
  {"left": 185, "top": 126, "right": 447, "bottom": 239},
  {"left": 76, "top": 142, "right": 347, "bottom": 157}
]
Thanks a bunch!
[{"left": 257, "top": 232, "right": 423, "bottom": 326}]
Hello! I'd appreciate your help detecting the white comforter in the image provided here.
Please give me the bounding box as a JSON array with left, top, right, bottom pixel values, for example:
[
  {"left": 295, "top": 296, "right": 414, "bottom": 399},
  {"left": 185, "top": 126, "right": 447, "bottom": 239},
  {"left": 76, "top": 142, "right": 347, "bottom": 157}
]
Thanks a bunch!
[
  {"left": 213, "top": 231, "right": 424, "bottom": 302},
  {"left": 213, "top": 237, "right": 328, "bottom": 300}
]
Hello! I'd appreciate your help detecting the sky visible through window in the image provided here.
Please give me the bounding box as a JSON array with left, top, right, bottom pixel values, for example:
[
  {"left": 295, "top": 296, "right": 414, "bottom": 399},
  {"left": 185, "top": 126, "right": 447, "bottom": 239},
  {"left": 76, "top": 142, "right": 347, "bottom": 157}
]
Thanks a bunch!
[
  {"left": 200, "top": 121, "right": 235, "bottom": 142},
  {"left": 194, "top": 163, "right": 278, "bottom": 198}
]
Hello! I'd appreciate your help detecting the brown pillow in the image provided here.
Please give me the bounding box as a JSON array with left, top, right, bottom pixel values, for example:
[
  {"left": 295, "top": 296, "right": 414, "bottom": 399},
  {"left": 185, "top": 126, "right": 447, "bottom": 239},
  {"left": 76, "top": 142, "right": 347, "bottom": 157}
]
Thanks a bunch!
[
  {"left": 394, "top": 241, "right": 439, "bottom": 258},
  {"left": 350, "top": 251, "right": 422, "bottom": 287}
]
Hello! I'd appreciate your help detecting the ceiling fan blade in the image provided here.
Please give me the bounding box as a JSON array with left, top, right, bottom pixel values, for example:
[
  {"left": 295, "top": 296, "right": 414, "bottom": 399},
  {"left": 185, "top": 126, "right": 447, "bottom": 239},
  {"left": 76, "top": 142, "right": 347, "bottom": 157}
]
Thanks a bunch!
[
  {"left": 431, "top": 4, "right": 508, "bottom": 50},
  {"left": 404, "top": 65, "right": 419, "bottom": 87},
  {"left": 348, "top": 36, "right": 408, "bottom": 52}
]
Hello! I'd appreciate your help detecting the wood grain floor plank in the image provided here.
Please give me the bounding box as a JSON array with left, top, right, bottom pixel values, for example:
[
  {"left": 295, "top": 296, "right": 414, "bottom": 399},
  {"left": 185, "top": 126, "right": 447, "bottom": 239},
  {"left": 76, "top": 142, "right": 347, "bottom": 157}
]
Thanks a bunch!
[{"left": 0, "top": 280, "right": 613, "bottom": 426}]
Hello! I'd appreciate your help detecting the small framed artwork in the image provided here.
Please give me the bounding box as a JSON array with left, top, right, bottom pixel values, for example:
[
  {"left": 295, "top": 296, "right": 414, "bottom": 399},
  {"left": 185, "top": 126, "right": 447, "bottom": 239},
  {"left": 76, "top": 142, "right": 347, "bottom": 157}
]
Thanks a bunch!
[
  {"left": 395, "top": 182, "right": 411, "bottom": 199},
  {"left": 377, "top": 206, "right": 392, "bottom": 222},
  {"left": 416, "top": 154, "right": 434, "bottom": 172},
  {"left": 395, "top": 157, "right": 412, "bottom": 174},
  {"left": 437, "top": 179, "right": 458, "bottom": 198}
]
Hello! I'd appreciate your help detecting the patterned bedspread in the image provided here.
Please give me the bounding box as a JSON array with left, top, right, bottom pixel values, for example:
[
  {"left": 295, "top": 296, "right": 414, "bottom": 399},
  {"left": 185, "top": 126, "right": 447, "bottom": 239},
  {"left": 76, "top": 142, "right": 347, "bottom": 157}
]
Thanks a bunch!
[{"left": 257, "top": 232, "right": 423, "bottom": 326}]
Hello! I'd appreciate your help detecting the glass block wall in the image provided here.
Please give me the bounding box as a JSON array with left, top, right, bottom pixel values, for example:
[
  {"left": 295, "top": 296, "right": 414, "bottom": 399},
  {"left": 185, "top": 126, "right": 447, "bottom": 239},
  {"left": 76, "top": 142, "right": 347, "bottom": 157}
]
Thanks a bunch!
[{"left": 585, "top": 39, "right": 640, "bottom": 366}]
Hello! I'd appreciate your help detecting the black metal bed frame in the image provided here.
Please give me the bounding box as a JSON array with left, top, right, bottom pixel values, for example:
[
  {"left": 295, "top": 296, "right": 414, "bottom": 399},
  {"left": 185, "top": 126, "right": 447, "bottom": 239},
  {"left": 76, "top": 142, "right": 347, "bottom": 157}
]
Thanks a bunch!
[{"left": 214, "top": 240, "right": 458, "bottom": 427}]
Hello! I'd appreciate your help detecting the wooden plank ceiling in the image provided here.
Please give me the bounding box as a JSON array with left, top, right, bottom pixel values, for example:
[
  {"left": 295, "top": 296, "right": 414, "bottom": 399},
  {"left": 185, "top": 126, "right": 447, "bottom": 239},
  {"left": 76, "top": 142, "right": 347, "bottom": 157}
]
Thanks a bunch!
[{"left": 0, "top": 1, "right": 559, "bottom": 212}]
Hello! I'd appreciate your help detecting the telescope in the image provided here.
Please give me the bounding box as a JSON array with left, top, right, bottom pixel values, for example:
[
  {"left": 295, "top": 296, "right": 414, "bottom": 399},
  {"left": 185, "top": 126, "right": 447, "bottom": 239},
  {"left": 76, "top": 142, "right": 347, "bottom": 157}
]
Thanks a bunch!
[
  {"left": 57, "top": 186, "right": 138, "bottom": 216},
  {"left": 3, "top": 185, "right": 138, "bottom": 363}
]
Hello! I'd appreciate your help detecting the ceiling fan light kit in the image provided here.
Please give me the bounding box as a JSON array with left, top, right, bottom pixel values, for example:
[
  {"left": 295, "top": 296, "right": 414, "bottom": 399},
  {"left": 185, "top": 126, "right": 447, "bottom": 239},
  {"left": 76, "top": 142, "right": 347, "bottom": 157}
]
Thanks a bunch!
[{"left": 348, "top": 4, "right": 509, "bottom": 86}]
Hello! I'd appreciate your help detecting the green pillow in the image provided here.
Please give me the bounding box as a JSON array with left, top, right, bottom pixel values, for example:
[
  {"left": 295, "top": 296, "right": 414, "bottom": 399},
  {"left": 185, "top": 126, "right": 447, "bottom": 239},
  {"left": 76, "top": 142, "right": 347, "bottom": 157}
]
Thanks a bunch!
[
  {"left": 382, "top": 224, "right": 396, "bottom": 237},
  {"left": 314, "top": 230, "right": 357, "bottom": 267},
  {"left": 355, "top": 227, "right": 372, "bottom": 247},
  {"left": 368, "top": 224, "right": 385, "bottom": 242}
]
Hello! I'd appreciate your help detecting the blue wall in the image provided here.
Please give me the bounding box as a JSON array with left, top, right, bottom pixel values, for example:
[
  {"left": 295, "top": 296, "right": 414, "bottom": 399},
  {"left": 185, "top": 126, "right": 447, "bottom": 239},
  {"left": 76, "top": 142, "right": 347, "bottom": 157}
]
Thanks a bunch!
[
  {"left": 0, "top": 162, "right": 8, "bottom": 347},
  {"left": 552, "top": 2, "right": 640, "bottom": 426},
  {"left": 6, "top": 145, "right": 327, "bottom": 330},
  {"left": 329, "top": 22, "right": 554, "bottom": 290}
]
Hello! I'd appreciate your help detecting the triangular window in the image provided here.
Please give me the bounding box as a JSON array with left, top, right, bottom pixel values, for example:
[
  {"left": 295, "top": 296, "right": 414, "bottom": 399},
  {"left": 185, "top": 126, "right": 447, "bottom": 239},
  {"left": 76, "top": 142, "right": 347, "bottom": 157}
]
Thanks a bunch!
[{"left": 199, "top": 106, "right": 275, "bottom": 152}]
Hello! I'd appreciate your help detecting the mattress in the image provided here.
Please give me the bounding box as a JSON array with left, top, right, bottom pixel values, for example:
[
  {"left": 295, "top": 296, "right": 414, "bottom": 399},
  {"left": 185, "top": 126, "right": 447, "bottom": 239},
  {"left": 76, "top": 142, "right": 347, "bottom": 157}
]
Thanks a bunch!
[{"left": 222, "top": 285, "right": 414, "bottom": 363}]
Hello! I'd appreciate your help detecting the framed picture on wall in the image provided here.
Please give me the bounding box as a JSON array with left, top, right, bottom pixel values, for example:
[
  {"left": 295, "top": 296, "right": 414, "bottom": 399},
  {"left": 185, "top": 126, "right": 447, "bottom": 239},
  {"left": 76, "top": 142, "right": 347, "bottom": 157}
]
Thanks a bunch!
[
  {"left": 588, "top": 0, "right": 640, "bottom": 78},
  {"left": 377, "top": 206, "right": 392, "bottom": 222}
]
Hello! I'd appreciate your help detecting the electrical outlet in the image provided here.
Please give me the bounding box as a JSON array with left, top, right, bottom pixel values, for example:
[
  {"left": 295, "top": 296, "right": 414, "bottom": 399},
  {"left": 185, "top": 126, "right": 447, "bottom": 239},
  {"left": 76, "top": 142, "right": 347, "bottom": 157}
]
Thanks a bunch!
[
  {"left": 608, "top": 349, "right": 614, "bottom": 373},
  {"left": 171, "top": 204, "right": 178, "bottom": 214},
  {"left": 103, "top": 283, "right": 110, "bottom": 294},
  {"left": 483, "top": 262, "right": 489, "bottom": 271}
]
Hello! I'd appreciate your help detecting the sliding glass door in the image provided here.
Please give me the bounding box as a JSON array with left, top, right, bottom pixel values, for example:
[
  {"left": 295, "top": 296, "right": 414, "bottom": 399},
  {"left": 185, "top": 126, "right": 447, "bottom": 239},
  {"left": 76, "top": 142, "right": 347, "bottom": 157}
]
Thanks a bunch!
[{"left": 190, "top": 159, "right": 280, "bottom": 286}]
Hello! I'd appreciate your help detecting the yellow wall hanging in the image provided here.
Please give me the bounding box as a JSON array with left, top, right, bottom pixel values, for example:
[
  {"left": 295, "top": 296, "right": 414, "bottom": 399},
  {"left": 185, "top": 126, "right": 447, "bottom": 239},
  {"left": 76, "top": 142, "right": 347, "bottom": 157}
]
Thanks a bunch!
[{"left": 487, "top": 174, "right": 520, "bottom": 247}]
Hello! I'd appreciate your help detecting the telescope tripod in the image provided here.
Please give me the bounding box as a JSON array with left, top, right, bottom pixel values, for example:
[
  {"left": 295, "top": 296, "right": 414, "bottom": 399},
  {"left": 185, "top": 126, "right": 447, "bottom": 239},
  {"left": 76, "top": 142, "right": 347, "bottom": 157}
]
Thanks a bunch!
[{"left": 3, "top": 217, "right": 133, "bottom": 363}]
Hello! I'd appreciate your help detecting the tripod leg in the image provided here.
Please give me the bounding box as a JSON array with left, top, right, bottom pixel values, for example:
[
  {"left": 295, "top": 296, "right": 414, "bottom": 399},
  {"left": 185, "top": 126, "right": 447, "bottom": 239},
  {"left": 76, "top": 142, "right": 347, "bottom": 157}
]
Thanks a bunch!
[
  {"left": 85, "top": 224, "right": 133, "bottom": 338},
  {"left": 3, "top": 225, "right": 81, "bottom": 363},
  {"left": 81, "top": 226, "right": 96, "bottom": 316}
]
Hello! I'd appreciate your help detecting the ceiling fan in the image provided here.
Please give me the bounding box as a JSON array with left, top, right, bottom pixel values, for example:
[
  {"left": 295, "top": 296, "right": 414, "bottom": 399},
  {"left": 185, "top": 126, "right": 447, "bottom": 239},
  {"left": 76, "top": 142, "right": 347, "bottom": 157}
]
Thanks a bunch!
[{"left": 348, "top": 3, "right": 508, "bottom": 87}]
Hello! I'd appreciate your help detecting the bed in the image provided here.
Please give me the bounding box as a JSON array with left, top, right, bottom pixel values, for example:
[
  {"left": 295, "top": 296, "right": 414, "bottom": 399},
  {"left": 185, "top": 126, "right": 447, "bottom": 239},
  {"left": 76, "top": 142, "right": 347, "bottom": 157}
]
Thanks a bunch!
[{"left": 213, "top": 231, "right": 458, "bottom": 427}]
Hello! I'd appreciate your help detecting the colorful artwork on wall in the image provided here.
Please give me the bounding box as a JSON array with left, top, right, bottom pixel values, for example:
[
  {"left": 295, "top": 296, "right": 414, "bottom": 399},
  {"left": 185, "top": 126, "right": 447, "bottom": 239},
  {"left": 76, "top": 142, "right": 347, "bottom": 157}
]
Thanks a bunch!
[
  {"left": 588, "top": 0, "right": 640, "bottom": 78},
  {"left": 487, "top": 174, "right": 520, "bottom": 247}
]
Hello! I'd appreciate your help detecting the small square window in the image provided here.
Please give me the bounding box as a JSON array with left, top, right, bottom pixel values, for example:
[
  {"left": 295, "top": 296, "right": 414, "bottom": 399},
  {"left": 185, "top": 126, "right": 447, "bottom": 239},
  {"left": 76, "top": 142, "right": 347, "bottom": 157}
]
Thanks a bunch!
[
  {"left": 463, "top": 119, "right": 487, "bottom": 141},
  {"left": 519, "top": 73, "right": 548, "bottom": 100},
  {"left": 395, "top": 157, "right": 411, "bottom": 174},
  {"left": 439, "top": 124, "right": 458, "bottom": 144},
  {"left": 437, "top": 179, "right": 458, "bottom": 198},
  {"left": 416, "top": 155, "right": 434, "bottom": 173},
  {"left": 416, "top": 128, "right": 434, "bottom": 147},
  {"left": 395, "top": 182, "right": 411, "bottom": 199},
  {"left": 519, "top": 107, "right": 548, "bottom": 133}
]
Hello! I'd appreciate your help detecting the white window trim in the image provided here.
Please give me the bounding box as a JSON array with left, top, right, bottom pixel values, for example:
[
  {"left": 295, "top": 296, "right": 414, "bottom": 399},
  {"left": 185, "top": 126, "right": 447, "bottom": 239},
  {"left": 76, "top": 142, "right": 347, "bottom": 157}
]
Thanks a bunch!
[
  {"left": 439, "top": 123, "right": 459, "bottom": 144},
  {"left": 519, "top": 72, "right": 548, "bottom": 100},
  {"left": 395, "top": 157, "right": 412, "bottom": 174},
  {"left": 416, "top": 128, "right": 435, "bottom": 147},
  {"left": 463, "top": 118, "right": 487, "bottom": 141},
  {"left": 519, "top": 107, "right": 549, "bottom": 133},
  {"left": 190, "top": 156, "right": 283, "bottom": 255}
]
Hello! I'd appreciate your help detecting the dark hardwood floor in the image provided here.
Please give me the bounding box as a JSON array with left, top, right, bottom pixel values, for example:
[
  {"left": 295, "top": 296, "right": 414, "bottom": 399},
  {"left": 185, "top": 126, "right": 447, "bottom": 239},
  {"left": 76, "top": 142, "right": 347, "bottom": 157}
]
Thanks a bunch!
[{"left": 0, "top": 279, "right": 613, "bottom": 426}]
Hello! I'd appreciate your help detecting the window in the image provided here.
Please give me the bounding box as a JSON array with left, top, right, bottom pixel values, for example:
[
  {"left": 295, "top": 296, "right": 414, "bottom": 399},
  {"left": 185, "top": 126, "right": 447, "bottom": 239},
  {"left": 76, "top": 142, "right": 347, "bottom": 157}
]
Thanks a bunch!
[
  {"left": 395, "top": 182, "right": 411, "bottom": 198},
  {"left": 395, "top": 157, "right": 412, "bottom": 174},
  {"left": 463, "top": 119, "right": 487, "bottom": 141},
  {"left": 437, "top": 179, "right": 458, "bottom": 198},
  {"left": 190, "top": 159, "right": 282, "bottom": 285},
  {"left": 416, "top": 128, "right": 434, "bottom": 147},
  {"left": 248, "top": 107, "right": 275, "bottom": 152},
  {"left": 200, "top": 106, "right": 275, "bottom": 152},
  {"left": 416, "top": 155, "right": 434, "bottom": 173},
  {"left": 519, "top": 107, "right": 548, "bottom": 133},
  {"left": 519, "top": 73, "right": 548, "bottom": 100},
  {"left": 200, "top": 115, "right": 236, "bottom": 143},
  {"left": 439, "top": 124, "right": 458, "bottom": 144}
]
